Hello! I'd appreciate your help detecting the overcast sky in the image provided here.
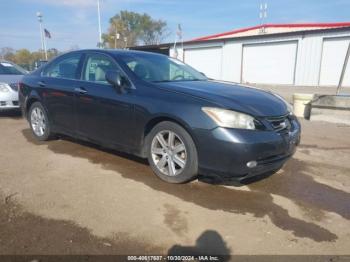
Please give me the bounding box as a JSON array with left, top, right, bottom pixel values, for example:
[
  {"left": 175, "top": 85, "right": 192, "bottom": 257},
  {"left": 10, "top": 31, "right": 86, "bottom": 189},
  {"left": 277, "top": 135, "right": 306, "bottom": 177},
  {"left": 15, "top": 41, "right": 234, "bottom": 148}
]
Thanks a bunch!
[{"left": 1, "top": 0, "right": 349, "bottom": 51}]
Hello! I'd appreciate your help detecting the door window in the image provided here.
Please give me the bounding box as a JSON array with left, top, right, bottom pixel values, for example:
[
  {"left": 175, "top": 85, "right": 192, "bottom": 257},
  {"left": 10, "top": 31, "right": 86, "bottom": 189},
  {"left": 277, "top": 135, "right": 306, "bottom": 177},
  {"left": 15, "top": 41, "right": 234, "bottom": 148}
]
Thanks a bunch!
[
  {"left": 83, "top": 54, "right": 119, "bottom": 84},
  {"left": 43, "top": 53, "right": 81, "bottom": 79}
]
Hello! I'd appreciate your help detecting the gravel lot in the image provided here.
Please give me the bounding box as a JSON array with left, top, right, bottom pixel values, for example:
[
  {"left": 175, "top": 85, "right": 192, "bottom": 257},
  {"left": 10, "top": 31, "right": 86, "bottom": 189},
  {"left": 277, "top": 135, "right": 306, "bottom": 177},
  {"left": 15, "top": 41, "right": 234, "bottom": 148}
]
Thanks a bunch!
[{"left": 0, "top": 111, "right": 349, "bottom": 255}]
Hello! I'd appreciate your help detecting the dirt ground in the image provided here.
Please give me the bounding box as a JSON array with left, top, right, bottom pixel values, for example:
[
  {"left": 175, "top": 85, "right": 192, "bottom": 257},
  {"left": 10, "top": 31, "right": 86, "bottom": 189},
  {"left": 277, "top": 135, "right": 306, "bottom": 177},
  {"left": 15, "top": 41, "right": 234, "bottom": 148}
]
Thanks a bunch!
[{"left": 0, "top": 111, "right": 349, "bottom": 256}]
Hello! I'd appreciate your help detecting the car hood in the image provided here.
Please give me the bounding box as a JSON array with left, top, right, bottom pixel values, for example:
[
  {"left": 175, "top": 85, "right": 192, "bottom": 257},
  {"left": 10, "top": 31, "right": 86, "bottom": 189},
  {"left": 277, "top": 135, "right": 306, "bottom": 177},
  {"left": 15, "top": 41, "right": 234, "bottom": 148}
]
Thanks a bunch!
[
  {"left": 0, "top": 74, "right": 23, "bottom": 84},
  {"left": 155, "top": 80, "right": 288, "bottom": 117}
]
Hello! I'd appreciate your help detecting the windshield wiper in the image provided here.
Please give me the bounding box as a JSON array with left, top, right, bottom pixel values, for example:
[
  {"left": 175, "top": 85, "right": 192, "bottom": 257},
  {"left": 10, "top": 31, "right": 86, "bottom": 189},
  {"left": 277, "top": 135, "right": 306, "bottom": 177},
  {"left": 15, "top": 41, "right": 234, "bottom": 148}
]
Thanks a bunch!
[
  {"left": 153, "top": 79, "right": 205, "bottom": 83},
  {"left": 152, "top": 80, "right": 173, "bottom": 83}
]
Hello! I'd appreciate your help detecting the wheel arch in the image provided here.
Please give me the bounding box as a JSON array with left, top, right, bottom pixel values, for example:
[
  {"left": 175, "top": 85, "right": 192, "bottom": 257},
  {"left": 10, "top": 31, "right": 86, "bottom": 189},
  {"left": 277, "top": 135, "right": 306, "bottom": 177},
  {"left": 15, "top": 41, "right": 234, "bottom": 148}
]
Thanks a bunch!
[
  {"left": 140, "top": 115, "right": 198, "bottom": 158},
  {"left": 25, "top": 92, "right": 51, "bottom": 123},
  {"left": 25, "top": 96, "right": 41, "bottom": 119}
]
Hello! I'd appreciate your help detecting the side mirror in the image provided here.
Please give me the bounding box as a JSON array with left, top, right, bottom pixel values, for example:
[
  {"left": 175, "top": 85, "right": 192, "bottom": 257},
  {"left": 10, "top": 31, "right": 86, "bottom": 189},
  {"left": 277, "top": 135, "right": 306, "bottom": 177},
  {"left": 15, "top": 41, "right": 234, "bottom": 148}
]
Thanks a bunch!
[{"left": 106, "top": 70, "right": 123, "bottom": 87}]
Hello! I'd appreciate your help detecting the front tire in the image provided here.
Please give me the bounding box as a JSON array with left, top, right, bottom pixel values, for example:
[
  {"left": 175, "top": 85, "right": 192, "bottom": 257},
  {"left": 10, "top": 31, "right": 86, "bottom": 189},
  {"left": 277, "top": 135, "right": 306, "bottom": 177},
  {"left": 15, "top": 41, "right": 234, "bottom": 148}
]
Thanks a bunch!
[
  {"left": 29, "top": 102, "right": 54, "bottom": 141},
  {"left": 146, "top": 121, "right": 198, "bottom": 183}
]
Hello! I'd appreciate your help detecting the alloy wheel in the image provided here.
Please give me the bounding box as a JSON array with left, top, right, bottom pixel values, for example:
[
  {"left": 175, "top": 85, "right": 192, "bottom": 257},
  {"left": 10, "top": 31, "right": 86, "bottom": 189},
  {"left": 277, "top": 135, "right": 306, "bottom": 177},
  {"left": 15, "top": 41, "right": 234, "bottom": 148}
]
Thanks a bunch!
[
  {"left": 31, "top": 107, "right": 46, "bottom": 137},
  {"left": 151, "top": 130, "right": 187, "bottom": 176}
]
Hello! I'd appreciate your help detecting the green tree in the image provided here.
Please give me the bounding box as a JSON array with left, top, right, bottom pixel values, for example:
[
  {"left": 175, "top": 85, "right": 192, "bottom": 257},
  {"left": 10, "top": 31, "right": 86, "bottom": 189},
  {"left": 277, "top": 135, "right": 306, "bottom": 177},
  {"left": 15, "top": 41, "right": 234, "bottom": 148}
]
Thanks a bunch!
[
  {"left": 47, "top": 48, "right": 59, "bottom": 59},
  {"left": 0, "top": 47, "right": 61, "bottom": 70},
  {"left": 103, "top": 10, "right": 169, "bottom": 48},
  {"left": 14, "top": 49, "right": 32, "bottom": 68},
  {"left": 30, "top": 51, "right": 43, "bottom": 62}
]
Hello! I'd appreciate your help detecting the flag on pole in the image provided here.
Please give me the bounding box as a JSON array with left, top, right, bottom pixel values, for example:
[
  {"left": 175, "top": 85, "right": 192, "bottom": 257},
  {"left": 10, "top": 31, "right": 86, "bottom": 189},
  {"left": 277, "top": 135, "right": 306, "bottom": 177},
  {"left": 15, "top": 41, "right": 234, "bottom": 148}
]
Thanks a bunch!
[
  {"left": 44, "top": 28, "right": 51, "bottom": 38},
  {"left": 176, "top": 24, "right": 182, "bottom": 39},
  {"left": 173, "top": 24, "right": 183, "bottom": 59}
]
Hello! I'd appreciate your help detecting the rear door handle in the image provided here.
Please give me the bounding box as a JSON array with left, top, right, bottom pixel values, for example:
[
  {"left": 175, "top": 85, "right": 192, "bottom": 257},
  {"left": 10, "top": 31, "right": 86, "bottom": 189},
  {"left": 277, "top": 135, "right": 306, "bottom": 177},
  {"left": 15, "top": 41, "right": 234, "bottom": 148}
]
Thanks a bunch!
[
  {"left": 74, "top": 87, "right": 87, "bottom": 94},
  {"left": 38, "top": 81, "right": 46, "bottom": 87}
]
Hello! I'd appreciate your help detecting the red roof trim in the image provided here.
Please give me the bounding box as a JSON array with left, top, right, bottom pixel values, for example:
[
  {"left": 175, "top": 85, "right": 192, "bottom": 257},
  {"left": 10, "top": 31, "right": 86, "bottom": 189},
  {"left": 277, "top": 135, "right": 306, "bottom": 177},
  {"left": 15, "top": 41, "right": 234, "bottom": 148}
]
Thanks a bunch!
[{"left": 191, "top": 22, "right": 350, "bottom": 41}]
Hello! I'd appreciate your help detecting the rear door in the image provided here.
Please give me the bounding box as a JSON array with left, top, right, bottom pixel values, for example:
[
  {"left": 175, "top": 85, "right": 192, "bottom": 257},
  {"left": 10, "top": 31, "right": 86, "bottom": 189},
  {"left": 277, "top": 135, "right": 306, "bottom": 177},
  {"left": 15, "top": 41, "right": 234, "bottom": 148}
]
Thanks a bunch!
[
  {"left": 76, "top": 52, "right": 134, "bottom": 147},
  {"left": 41, "top": 52, "right": 83, "bottom": 134}
]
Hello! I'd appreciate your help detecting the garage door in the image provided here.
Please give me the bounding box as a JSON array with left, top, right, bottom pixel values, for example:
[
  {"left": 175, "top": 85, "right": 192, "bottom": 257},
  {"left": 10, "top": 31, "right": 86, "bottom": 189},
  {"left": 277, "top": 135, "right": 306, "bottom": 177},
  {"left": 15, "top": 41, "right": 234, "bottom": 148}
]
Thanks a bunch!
[
  {"left": 242, "top": 41, "right": 298, "bottom": 85},
  {"left": 319, "top": 38, "right": 350, "bottom": 87},
  {"left": 184, "top": 47, "right": 222, "bottom": 79}
]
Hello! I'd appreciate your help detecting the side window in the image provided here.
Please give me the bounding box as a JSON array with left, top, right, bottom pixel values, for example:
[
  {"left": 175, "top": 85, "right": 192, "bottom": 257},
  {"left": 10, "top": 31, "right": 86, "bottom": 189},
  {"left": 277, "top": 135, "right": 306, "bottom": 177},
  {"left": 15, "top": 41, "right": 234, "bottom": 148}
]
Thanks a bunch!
[
  {"left": 126, "top": 60, "right": 152, "bottom": 81},
  {"left": 44, "top": 54, "right": 81, "bottom": 79},
  {"left": 169, "top": 62, "right": 193, "bottom": 80},
  {"left": 83, "top": 54, "right": 119, "bottom": 84}
]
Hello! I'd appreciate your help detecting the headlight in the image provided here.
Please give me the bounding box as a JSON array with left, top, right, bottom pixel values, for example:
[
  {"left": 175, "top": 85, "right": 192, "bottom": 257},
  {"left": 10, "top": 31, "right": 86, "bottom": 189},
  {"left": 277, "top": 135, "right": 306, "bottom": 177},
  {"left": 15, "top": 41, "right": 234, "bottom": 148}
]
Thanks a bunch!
[
  {"left": 202, "top": 107, "right": 255, "bottom": 130},
  {"left": 0, "top": 83, "right": 10, "bottom": 93}
]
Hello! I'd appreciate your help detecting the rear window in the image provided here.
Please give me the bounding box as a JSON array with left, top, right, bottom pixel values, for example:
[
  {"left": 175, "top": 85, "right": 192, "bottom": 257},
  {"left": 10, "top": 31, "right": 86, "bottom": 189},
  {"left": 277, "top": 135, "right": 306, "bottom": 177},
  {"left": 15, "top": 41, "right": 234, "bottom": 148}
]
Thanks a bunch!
[
  {"left": 43, "top": 54, "right": 81, "bottom": 79},
  {"left": 0, "top": 62, "right": 27, "bottom": 75}
]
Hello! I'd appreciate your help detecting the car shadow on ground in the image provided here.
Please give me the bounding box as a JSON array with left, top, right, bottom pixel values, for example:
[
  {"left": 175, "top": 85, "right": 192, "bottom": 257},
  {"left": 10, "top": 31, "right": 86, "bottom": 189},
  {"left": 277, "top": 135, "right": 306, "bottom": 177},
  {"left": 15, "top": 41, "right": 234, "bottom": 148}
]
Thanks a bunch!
[
  {"left": 21, "top": 128, "right": 350, "bottom": 243},
  {"left": 0, "top": 110, "right": 22, "bottom": 119}
]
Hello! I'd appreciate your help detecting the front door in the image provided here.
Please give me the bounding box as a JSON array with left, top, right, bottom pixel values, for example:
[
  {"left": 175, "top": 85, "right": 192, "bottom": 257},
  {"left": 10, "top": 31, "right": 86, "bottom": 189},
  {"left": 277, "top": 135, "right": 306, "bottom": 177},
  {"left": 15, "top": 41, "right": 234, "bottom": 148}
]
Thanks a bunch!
[{"left": 76, "top": 53, "right": 134, "bottom": 148}]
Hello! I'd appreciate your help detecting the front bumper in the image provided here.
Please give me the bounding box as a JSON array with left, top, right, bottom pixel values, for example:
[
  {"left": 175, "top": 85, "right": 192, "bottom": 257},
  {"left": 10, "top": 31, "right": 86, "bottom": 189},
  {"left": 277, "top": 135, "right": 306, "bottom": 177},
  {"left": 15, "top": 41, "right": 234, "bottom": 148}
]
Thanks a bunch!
[
  {"left": 0, "top": 90, "right": 19, "bottom": 110},
  {"left": 195, "top": 117, "right": 300, "bottom": 181}
]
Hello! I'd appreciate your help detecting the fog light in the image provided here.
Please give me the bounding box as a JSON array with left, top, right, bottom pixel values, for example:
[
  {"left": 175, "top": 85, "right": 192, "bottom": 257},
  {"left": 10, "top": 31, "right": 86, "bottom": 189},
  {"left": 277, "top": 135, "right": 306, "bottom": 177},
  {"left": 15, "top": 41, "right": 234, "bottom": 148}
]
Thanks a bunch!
[{"left": 247, "top": 161, "right": 257, "bottom": 168}]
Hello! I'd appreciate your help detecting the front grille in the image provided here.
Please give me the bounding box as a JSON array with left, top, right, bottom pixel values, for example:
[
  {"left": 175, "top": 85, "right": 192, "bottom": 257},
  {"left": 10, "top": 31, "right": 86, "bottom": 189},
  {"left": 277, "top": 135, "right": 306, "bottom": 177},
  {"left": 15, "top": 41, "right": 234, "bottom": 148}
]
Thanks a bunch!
[
  {"left": 9, "top": 83, "right": 18, "bottom": 92},
  {"left": 12, "top": 101, "right": 19, "bottom": 106},
  {"left": 0, "top": 101, "right": 6, "bottom": 106},
  {"left": 266, "top": 114, "right": 291, "bottom": 132}
]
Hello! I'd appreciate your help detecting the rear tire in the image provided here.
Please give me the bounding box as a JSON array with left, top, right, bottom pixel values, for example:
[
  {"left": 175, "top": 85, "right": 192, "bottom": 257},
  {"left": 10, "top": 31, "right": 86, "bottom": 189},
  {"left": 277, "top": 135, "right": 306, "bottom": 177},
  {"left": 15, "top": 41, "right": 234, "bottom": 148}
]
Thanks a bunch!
[
  {"left": 29, "top": 102, "right": 55, "bottom": 141},
  {"left": 146, "top": 121, "right": 198, "bottom": 183}
]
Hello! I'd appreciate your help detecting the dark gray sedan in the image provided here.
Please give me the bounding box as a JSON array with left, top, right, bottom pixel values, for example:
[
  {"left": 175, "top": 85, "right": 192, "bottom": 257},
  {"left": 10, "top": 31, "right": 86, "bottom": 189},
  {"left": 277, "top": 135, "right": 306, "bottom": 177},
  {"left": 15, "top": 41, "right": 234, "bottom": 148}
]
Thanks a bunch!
[{"left": 20, "top": 49, "right": 300, "bottom": 184}]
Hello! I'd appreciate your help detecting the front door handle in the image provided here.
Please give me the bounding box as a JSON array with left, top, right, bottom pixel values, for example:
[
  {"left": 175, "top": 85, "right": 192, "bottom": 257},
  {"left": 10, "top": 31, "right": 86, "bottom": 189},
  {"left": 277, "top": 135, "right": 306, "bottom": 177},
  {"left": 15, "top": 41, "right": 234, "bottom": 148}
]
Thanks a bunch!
[
  {"left": 38, "top": 81, "right": 46, "bottom": 87},
  {"left": 74, "top": 87, "right": 87, "bottom": 94}
]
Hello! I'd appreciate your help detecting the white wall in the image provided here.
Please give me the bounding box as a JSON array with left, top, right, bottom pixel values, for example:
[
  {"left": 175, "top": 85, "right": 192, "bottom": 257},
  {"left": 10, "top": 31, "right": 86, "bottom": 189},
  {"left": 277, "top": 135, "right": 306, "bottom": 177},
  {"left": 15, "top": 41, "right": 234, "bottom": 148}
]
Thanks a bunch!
[
  {"left": 221, "top": 42, "right": 241, "bottom": 82},
  {"left": 241, "top": 41, "right": 298, "bottom": 85},
  {"left": 170, "top": 29, "right": 350, "bottom": 87},
  {"left": 295, "top": 35, "right": 323, "bottom": 86},
  {"left": 184, "top": 46, "right": 223, "bottom": 79},
  {"left": 319, "top": 37, "right": 350, "bottom": 87}
]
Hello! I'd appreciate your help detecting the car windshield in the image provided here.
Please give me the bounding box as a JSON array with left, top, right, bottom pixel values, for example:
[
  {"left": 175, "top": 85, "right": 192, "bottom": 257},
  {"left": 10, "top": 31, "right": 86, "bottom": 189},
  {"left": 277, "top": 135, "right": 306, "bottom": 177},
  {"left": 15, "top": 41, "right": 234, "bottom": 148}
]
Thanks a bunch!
[
  {"left": 118, "top": 53, "right": 207, "bottom": 83},
  {"left": 0, "top": 62, "right": 27, "bottom": 75}
]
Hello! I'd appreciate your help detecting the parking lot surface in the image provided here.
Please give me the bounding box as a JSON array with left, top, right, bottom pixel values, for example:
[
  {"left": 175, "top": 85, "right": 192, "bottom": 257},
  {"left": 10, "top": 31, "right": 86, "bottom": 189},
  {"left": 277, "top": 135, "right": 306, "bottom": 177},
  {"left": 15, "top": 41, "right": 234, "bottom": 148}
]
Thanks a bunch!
[{"left": 0, "top": 112, "right": 349, "bottom": 255}]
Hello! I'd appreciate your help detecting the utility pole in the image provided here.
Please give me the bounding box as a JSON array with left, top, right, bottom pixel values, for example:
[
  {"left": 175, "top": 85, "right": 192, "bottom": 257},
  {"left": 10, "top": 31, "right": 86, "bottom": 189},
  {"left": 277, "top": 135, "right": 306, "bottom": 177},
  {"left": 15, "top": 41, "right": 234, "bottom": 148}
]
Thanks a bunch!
[
  {"left": 259, "top": 2, "right": 268, "bottom": 34},
  {"left": 97, "top": 0, "right": 102, "bottom": 48},
  {"left": 173, "top": 24, "right": 183, "bottom": 60},
  {"left": 36, "top": 12, "right": 47, "bottom": 60},
  {"left": 124, "top": 37, "right": 128, "bottom": 49},
  {"left": 114, "top": 26, "right": 120, "bottom": 49},
  {"left": 116, "top": 33, "right": 120, "bottom": 49}
]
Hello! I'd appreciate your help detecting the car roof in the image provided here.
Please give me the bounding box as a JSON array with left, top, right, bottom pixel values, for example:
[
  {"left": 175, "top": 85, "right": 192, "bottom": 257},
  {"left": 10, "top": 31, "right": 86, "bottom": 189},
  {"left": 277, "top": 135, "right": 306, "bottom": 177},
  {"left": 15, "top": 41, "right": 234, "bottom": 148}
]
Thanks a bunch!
[
  {"left": 68, "top": 49, "right": 166, "bottom": 57},
  {"left": 0, "top": 60, "right": 14, "bottom": 64}
]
